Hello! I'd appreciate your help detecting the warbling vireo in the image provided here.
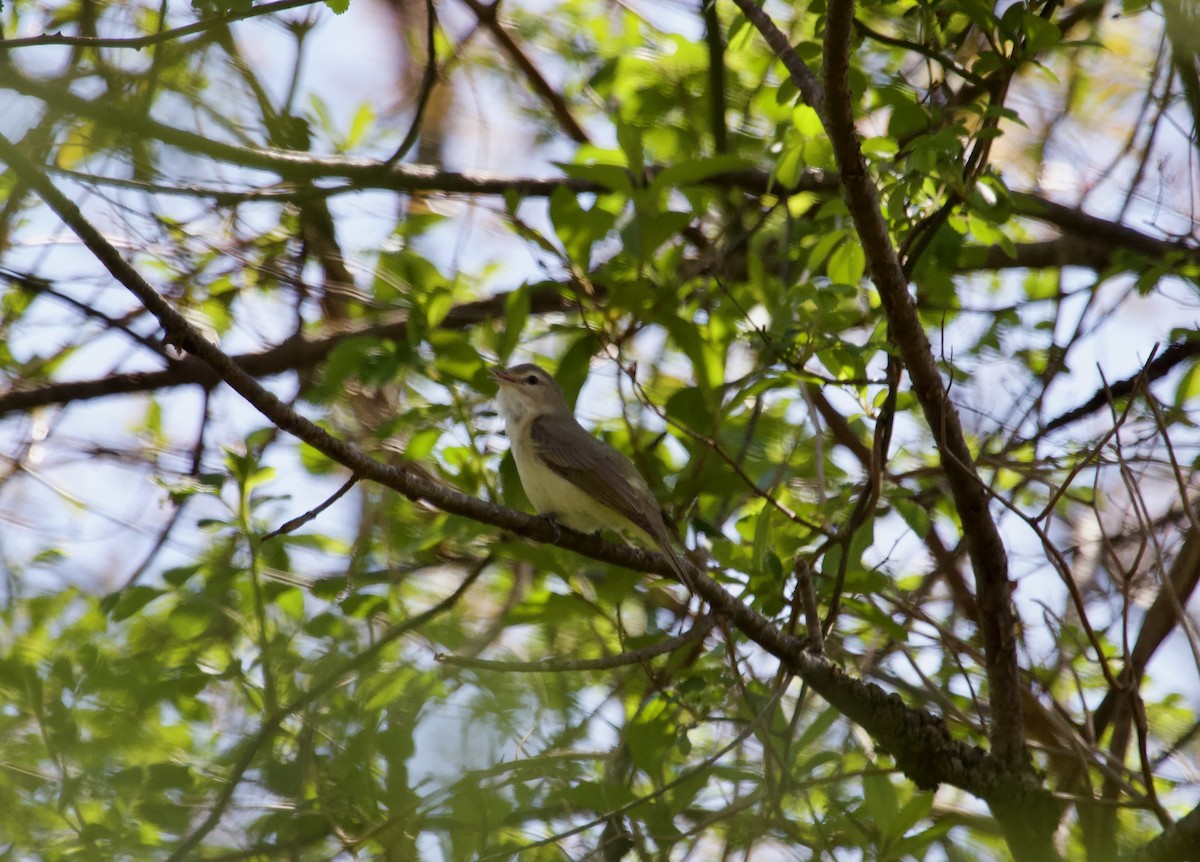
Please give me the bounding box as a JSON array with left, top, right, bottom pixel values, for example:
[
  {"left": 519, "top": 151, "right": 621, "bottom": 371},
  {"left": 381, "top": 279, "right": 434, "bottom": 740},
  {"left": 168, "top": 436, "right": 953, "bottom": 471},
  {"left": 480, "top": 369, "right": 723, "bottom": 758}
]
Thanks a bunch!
[{"left": 492, "top": 363, "right": 695, "bottom": 593}]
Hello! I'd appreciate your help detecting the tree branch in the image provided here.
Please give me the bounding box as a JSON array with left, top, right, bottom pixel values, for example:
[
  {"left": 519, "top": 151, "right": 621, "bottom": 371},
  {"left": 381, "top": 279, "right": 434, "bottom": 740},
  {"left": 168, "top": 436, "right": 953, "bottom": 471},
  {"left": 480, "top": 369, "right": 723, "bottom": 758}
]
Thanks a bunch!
[
  {"left": 820, "top": 0, "right": 1029, "bottom": 771},
  {"left": 957, "top": 237, "right": 1136, "bottom": 273},
  {"left": 458, "top": 0, "right": 590, "bottom": 144},
  {"left": 1009, "top": 192, "right": 1198, "bottom": 262},
  {"left": 0, "top": 284, "right": 574, "bottom": 417},
  {"left": 0, "top": 0, "right": 320, "bottom": 50},
  {"left": 726, "top": 0, "right": 1056, "bottom": 853},
  {"left": 436, "top": 615, "right": 715, "bottom": 671},
  {"left": 1042, "top": 341, "right": 1200, "bottom": 434},
  {"left": 1119, "top": 797, "right": 1200, "bottom": 862},
  {"left": 727, "top": 0, "right": 824, "bottom": 116}
]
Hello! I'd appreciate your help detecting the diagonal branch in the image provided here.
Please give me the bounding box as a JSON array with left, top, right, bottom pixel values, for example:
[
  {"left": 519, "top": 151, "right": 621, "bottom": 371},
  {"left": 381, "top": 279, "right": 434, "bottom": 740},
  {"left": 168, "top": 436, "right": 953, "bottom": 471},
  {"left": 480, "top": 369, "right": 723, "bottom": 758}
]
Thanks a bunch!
[
  {"left": 727, "top": 0, "right": 824, "bottom": 115},
  {"left": 458, "top": 0, "right": 590, "bottom": 144},
  {"left": 1119, "top": 797, "right": 1200, "bottom": 862},
  {"left": 825, "top": 0, "right": 1032, "bottom": 775},
  {"left": 1043, "top": 340, "right": 1200, "bottom": 434}
]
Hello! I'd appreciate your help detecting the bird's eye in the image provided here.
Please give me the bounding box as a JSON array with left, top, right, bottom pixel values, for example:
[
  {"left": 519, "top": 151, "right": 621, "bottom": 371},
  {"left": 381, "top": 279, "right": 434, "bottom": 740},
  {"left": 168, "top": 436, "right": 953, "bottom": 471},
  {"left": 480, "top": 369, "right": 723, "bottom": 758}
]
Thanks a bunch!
[{"left": 525, "top": 374, "right": 539, "bottom": 385}]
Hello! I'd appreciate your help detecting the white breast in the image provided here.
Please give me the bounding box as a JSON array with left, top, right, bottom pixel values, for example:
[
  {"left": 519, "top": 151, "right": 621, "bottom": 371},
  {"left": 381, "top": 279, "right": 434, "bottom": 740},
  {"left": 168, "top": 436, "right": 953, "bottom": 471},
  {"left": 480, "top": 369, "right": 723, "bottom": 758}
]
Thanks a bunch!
[{"left": 501, "top": 418, "right": 638, "bottom": 538}]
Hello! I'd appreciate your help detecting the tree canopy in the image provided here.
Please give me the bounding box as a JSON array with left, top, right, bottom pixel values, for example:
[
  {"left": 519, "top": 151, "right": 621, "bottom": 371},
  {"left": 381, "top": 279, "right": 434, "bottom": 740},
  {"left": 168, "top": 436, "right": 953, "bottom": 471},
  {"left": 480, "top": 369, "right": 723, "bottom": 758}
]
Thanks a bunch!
[{"left": 1, "top": 0, "right": 1199, "bottom": 859}]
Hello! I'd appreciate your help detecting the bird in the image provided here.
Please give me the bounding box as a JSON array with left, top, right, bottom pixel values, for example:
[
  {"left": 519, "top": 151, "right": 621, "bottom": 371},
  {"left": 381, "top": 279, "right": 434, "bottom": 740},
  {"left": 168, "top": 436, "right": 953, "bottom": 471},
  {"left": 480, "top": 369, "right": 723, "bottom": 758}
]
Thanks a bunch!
[{"left": 491, "top": 363, "right": 697, "bottom": 595}]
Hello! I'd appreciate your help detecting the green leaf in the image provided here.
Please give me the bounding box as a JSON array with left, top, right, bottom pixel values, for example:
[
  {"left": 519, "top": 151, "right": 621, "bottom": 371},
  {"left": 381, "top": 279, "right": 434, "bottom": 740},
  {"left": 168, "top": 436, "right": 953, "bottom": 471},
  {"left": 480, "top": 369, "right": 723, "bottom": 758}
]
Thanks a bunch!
[
  {"left": 808, "top": 227, "right": 848, "bottom": 273},
  {"left": 879, "top": 86, "right": 929, "bottom": 138},
  {"left": 55, "top": 121, "right": 97, "bottom": 169},
  {"left": 773, "top": 138, "right": 806, "bottom": 189},
  {"left": 424, "top": 287, "right": 454, "bottom": 329},
  {"left": 167, "top": 600, "right": 214, "bottom": 638},
  {"left": 664, "top": 386, "right": 713, "bottom": 435},
  {"left": 624, "top": 209, "right": 691, "bottom": 259},
  {"left": 406, "top": 426, "right": 443, "bottom": 460},
  {"left": 1020, "top": 11, "right": 1062, "bottom": 53},
  {"left": 616, "top": 121, "right": 645, "bottom": 175},
  {"left": 360, "top": 672, "right": 411, "bottom": 711},
  {"left": 299, "top": 438, "right": 339, "bottom": 475},
  {"left": 344, "top": 102, "right": 375, "bottom": 148},
  {"left": 751, "top": 504, "right": 771, "bottom": 577},
  {"left": 862, "top": 772, "right": 899, "bottom": 836},
  {"left": 556, "top": 335, "right": 596, "bottom": 408},
  {"left": 626, "top": 702, "right": 677, "bottom": 773},
  {"left": 891, "top": 791, "right": 934, "bottom": 838},
  {"left": 497, "top": 285, "right": 531, "bottom": 362},
  {"left": 892, "top": 496, "right": 931, "bottom": 537},
  {"left": 792, "top": 104, "right": 823, "bottom": 136},
  {"left": 827, "top": 239, "right": 866, "bottom": 285},
  {"left": 1176, "top": 362, "right": 1200, "bottom": 407},
  {"left": 657, "top": 313, "right": 725, "bottom": 392},
  {"left": 428, "top": 329, "right": 483, "bottom": 382},
  {"left": 101, "top": 587, "right": 164, "bottom": 621},
  {"left": 555, "top": 162, "right": 633, "bottom": 195},
  {"left": 549, "top": 186, "right": 617, "bottom": 265},
  {"left": 273, "top": 587, "right": 305, "bottom": 621},
  {"left": 649, "top": 155, "right": 754, "bottom": 196}
]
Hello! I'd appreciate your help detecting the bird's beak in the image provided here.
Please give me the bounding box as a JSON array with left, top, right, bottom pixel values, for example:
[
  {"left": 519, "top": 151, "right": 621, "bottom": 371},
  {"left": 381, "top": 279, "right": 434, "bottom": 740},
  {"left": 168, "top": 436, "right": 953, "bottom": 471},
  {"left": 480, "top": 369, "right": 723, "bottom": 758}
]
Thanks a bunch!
[{"left": 491, "top": 367, "right": 516, "bottom": 386}]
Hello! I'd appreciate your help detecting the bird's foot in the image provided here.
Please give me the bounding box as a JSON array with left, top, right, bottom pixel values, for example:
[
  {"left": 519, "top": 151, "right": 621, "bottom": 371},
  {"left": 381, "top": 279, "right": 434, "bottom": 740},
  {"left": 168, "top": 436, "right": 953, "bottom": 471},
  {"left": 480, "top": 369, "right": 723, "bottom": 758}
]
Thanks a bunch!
[{"left": 537, "top": 512, "right": 564, "bottom": 542}]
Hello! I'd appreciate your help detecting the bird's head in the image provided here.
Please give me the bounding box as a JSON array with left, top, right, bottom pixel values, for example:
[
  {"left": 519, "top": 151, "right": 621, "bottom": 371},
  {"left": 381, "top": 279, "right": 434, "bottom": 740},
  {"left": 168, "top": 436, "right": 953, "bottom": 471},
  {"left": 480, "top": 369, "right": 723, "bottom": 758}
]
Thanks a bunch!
[{"left": 491, "top": 363, "right": 570, "bottom": 424}]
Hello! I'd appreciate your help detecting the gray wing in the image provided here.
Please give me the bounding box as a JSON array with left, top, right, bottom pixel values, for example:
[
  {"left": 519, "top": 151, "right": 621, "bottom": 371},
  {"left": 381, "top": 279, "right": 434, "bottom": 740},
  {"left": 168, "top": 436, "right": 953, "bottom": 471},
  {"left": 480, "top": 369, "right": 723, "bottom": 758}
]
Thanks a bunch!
[
  {"left": 531, "top": 414, "right": 699, "bottom": 593},
  {"left": 529, "top": 413, "right": 660, "bottom": 534}
]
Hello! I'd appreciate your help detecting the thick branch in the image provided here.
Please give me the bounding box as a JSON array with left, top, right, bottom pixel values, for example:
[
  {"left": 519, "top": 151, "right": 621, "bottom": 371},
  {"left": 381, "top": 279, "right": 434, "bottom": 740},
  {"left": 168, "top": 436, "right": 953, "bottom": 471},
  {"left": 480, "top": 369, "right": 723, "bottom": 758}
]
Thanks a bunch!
[
  {"left": 0, "top": 285, "right": 574, "bottom": 417},
  {"left": 725, "top": 0, "right": 1030, "bottom": 774},
  {"left": 822, "top": 3, "right": 1061, "bottom": 854},
  {"left": 1009, "top": 192, "right": 1198, "bottom": 262},
  {"left": 1119, "top": 798, "right": 1200, "bottom": 862},
  {"left": 958, "top": 237, "right": 1134, "bottom": 272},
  {"left": 820, "top": 0, "right": 1028, "bottom": 769}
]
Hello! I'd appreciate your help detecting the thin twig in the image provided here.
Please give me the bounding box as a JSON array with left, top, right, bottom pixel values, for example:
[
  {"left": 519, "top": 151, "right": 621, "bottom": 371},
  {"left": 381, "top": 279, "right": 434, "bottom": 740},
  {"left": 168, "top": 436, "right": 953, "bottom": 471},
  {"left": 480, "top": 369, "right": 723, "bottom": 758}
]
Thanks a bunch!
[
  {"left": 262, "top": 474, "right": 360, "bottom": 541},
  {"left": 436, "top": 615, "right": 716, "bottom": 671},
  {"left": 458, "top": 0, "right": 590, "bottom": 144},
  {"left": 384, "top": 0, "right": 440, "bottom": 166},
  {"left": 0, "top": 0, "right": 321, "bottom": 49}
]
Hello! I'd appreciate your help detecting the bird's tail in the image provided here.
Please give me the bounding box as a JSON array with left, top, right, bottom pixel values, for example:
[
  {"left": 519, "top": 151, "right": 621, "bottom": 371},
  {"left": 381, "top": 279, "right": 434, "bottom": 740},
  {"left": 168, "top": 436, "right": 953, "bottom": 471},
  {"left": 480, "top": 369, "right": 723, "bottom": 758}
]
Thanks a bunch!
[{"left": 653, "top": 528, "right": 698, "bottom": 596}]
